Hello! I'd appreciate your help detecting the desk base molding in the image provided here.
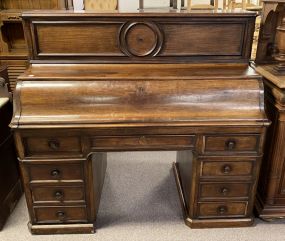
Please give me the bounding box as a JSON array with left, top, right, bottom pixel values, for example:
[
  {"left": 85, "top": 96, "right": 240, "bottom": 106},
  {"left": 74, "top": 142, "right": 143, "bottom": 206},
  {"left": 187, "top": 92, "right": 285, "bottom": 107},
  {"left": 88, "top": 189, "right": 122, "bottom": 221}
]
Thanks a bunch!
[
  {"left": 28, "top": 222, "right": 95, "bottom": 235},
  {"left": 184, "top": 217, "right": 254, "bottom": 229},
  {"left": 255, "top": 193, "right": 285, "bottom": 221}
]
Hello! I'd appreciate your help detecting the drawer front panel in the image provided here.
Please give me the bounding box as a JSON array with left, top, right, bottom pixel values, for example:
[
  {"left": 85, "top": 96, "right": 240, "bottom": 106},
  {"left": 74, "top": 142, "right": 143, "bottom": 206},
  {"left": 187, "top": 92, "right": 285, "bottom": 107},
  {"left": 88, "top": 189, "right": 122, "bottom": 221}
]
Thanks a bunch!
[
  {"left": 31, "top": 186, "right": 85, "bottom": 204},
  {"left": 33, "top": 206, "right": 87, "bottom": 223},
  {"left": 92, "top": 135, "right": 195, "bottom": 150},
  {"left": 199, "top": 183, "right": 251, "bottom": 199},
  {"left": 24, "top": 136, "right": 82, "bottom": 157},
  {"left": 203, "top": 135, "right": 260, "bottom": 154},
  {"left": 28, "top": 163, "right": 84, "bottom": 182},
  {"left": 198, "top": 202, "right": 248, "bottom": 218},
  {"left": 201, "top": 161, "right": 254, "bottom": 177}
]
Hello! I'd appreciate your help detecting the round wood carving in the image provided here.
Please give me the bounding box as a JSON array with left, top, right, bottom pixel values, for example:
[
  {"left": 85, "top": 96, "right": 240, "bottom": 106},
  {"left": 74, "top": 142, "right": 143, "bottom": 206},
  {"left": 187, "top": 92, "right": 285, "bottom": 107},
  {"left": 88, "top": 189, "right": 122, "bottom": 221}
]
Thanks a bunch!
[{"left": 119, "top": 22, "right": 163, "bottom": 57}]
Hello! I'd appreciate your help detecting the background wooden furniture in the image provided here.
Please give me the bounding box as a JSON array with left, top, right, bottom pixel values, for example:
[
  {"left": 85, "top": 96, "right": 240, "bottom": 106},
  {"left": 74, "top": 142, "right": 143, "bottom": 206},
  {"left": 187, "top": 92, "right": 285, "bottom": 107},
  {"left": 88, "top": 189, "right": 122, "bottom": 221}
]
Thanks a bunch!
[
  {"left": 139, "top": 0, "right": 181, "bottom": 10},
  {"left": 275, "top": 16, "right": 285, "bottom": 72},
  {"left": 0, "top": 0, "right": 73, "bottom": 92},
  {"left": 187, "top": 0, "right": 219, "bottom": 10},
  {"left": 0, "top": 64, "right": 8, "bottom": 91},
  {"left": 0, "top": 77, "right": 22, "bottom": 231},
  {"left": 11, "top": 10, "right": 269, "bottom": 234},
  {"left": 255, "top": 66, "right": 285, "bottom": 220},
  {"left": 0, "top": 0, "right": 69, "bottom": 9},
  {"left": 223, "top": 0, "right": 262, "bottom": 11},
  {"left": 254, "top": 0, "right": 285, "bottom": 221},
  {"left": 255, "top": 0, "right": 285, "bottom": 64},
  {"left": 85, "top": 0, "right": 117, "bottom": 10}
]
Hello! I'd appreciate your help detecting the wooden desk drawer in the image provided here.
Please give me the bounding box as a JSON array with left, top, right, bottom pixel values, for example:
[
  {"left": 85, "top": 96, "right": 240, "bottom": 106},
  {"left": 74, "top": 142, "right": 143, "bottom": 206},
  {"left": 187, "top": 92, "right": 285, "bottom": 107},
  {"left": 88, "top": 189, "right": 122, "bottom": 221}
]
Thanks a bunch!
[
  {"left": 28, "top": 163, "right": 84, "bottom": 182},
  {"left": 201, "top": 161, "right": 254, "bottom": 177},
  {"left": 199, "top": 183, "right": 251, "bottom": 199},
  {"left": 203, "top": 135, "right": 260, "bottom": 154},
  {"left": 31, "top": 186, "right": 85, "bottom": 204},
  {"left": 23, "top": 136, "right": 82, "bottom": 157},
  {"left": 198, "top": 202, "right": 248, "bottom": 218},
  {"left": 92, "top": 135, "right": 195, "bottom": 150},
  {"left": 33, "top": 206, "right": 87, "bottom": 223}
]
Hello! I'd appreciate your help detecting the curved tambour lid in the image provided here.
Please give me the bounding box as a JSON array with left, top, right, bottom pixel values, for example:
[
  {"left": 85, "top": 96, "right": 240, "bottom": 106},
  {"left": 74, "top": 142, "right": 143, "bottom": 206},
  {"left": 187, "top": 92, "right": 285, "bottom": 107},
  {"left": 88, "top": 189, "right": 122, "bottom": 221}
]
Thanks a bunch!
[{"left": 11, "top": 64, "right": 268, "bottom": 129}]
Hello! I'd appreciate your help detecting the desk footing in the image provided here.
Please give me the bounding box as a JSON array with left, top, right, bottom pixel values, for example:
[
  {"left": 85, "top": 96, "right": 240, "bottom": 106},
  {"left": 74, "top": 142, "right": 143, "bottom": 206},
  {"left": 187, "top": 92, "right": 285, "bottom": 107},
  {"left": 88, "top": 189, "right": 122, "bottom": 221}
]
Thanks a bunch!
[
  {"left": 184, "top": 217, "right": 254, "bottom": 228},
  {"left": 28, "top": 222, "right": 95, "bottom": 235},
  {"left": 255, "top": 193, "right": 285, "bottom": 221},
  {"left": 173, "top": 162, "right": 254, "bottom": 228}
]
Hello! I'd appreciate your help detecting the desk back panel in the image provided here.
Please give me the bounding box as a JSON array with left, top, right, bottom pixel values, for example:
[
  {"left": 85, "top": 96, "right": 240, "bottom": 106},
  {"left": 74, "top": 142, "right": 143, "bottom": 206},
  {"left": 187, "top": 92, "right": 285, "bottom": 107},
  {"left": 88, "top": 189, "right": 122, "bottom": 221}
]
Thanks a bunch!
[{"left": 22, "top": 11, "right": 256, "bottom": 63}]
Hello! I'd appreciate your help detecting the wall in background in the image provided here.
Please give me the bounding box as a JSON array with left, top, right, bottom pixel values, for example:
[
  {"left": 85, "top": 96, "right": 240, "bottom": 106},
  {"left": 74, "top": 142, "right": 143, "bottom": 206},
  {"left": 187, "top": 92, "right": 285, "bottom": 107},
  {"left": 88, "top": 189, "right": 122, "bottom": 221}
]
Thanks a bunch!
[
  {"left": 72, "top": 0, "right": 260, "bottom": 11},
  {"left": 118, "top": 0, "right": 260, "bottom": 11}
]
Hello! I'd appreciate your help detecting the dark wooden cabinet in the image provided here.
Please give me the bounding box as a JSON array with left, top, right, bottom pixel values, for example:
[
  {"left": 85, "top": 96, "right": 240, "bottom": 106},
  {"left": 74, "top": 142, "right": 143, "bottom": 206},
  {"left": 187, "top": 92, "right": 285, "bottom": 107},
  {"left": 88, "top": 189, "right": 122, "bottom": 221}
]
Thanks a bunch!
[
  {"left": 254, "top": 0, "right": 285, "bottom": 221},
  {"left": 255, "top": 66, "right": 285, "bottom": 220},
  {"left": 0, "top": 0, "right": 73, "bottom": 91},
  {"left": 11, "top": 10, "right": 269, "bottom": 234},
  {"left": 0, "top": 96, "right": 22, "bottom": 230},
  {"left": 255, "top": 0, "right": 285, "bottom": 65}
]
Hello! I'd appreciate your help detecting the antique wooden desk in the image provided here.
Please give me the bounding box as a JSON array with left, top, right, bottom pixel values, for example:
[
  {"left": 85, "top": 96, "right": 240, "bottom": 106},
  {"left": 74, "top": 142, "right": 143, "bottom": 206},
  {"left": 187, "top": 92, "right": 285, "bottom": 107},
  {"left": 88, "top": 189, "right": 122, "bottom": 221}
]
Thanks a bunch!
[{"left": 11, "top": 10, "right": 269, "bottom": 234}]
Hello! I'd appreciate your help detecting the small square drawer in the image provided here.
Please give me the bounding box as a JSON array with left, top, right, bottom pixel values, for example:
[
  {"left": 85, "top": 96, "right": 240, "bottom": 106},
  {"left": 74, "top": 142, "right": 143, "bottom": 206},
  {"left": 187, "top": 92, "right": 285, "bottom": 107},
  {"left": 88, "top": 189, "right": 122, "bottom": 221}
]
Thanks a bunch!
[
  {"left": 197, "top": 202, "right": 248, "bottom": 218},
  {"left": 203, "top": 135, "right": 260, "bottom": 155},
  {"left": 201, "top": 160, "right": 254, "bottom": 177},
  {"left": 28, "top": 163, "right": 84, "bottom": 182},
  {"left": 23, "top": 136, "right": 82, "bottom": 158},
  {"left": 31, "top": 185, "right": 85, "bottom": 204},
  {"left": 33, "top": 206, "right": 88, "bottom": 224},
  {"left": 199, "top": 183, "right": 251, "bottom": 200}
]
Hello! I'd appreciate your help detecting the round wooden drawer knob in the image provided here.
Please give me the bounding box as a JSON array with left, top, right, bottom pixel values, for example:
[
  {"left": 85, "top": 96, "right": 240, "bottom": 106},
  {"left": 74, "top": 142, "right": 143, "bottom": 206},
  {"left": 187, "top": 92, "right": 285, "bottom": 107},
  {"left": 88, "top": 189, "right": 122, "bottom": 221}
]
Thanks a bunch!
[
  {"left": 217, "top": 206, "right": 228, "bottom": 215},
  {"left": 139, "top": 136, "right": 147, "bottom": 145},
  {"left": 226, "top": 140, "right": 236, "bottom": 150},
  {"left": 56, "top": 211, "right": 66, "bottom": 220},
  {"left": 48, "top": 139, "right": 60, "bottom": 150},
  {"left": 222, "top": 165, "right": 232, "bottom": 174},
  {"left": 54, "top": 190, "right": 64, "bottom": 200},
  {"left": 221, "top": 187, "right": 230, "bottom": 195},
  {"left": 51, "top": 169, "right": 61, "bottom": 178}
]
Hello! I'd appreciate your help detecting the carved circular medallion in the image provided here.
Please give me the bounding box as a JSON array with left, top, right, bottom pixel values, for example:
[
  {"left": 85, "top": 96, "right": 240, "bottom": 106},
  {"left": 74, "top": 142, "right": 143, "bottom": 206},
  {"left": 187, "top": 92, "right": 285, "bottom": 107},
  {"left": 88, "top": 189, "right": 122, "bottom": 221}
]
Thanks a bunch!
[{"left": 119, "top": 22, "right": 163, "bottom": 57}]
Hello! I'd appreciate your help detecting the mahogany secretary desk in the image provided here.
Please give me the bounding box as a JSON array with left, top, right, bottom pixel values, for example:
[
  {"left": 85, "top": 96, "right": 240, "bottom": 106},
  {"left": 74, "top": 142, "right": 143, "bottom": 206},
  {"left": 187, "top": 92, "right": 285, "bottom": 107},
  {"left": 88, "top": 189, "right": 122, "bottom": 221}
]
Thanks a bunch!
[{"left": 11, "top": 9, "right": 269, "bottom": 234}]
